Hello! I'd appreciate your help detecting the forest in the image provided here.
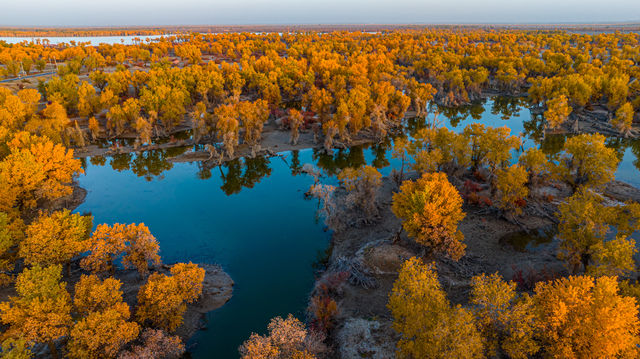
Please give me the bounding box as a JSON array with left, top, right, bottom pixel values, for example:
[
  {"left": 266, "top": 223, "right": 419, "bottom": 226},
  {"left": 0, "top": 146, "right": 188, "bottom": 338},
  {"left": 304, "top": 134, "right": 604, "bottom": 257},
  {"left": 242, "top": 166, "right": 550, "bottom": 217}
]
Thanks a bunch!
[{"left": 0, "top": 26, "right": 639, "bottom": 358}]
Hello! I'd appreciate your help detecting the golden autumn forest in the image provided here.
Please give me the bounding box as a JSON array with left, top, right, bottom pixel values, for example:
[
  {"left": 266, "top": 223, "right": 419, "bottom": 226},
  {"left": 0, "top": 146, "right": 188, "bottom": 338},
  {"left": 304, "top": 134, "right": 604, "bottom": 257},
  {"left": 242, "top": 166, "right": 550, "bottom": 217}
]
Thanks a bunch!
[{"left": 0, "top": 23, "right": 639, "bottom": 359}]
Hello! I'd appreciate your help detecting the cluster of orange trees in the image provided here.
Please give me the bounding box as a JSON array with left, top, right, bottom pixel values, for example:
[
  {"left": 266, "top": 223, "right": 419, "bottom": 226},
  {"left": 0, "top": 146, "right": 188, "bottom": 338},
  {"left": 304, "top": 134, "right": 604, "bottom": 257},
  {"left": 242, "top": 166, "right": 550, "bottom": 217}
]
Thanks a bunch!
[
  {"left": 0, "top": 78, "right": 206, "bottom": 358},
  {"left": 1, "top": 29, "right": 637, "bottom": 159},
  {"left": 389, "top": 258, "right": 639, "bottom": 358},
  {"left": 382, "top": 126, "right": 640, "bottom": 356},
  {"left": 392, "top": 124, "right": 630, "bottom": 268},
  {"left": 303, "top": 115, "right": 640, "bottom": 357}
]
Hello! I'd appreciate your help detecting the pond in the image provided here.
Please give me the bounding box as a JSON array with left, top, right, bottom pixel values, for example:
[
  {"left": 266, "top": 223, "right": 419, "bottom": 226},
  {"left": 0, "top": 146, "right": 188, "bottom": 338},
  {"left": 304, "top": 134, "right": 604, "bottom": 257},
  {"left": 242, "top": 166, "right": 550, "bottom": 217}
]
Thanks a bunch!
[{"left": 74, "top": 96, "right": 640, "bottom": 358}]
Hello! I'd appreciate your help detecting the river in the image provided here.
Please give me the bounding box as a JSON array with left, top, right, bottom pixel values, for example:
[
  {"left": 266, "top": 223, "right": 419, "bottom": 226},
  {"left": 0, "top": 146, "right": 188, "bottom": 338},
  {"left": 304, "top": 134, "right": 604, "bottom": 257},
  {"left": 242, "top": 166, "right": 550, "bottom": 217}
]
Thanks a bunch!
[{"left": 74, "top": 96, "right": 640, "bottom": 358}]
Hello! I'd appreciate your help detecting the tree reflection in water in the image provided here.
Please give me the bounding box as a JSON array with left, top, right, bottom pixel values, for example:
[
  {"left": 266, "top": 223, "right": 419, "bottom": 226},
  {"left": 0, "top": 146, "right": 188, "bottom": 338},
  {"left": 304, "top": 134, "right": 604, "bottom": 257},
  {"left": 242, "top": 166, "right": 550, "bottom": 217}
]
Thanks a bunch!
[
  {"left": 80, "top": 96, "right": 640, "bottom": 193},
  {"left": 491, "top": 96, "right": 527, "bottom": 121},
  {"left": 433, "top": 99, "right": 485, "bottom": 127},
  {"left": 218, "top": 156, "right": 273, "bottom": 195},
  {"left": 312, "top": 145, "right": 366, "bottom": 177}
]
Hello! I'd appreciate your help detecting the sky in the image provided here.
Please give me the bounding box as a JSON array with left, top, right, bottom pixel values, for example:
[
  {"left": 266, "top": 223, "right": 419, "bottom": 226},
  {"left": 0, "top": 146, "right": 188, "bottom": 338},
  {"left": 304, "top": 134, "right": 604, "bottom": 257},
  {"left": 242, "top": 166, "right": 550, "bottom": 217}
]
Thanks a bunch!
[{"left": 2, "top": 0, "right": 639, "bottom": 27}]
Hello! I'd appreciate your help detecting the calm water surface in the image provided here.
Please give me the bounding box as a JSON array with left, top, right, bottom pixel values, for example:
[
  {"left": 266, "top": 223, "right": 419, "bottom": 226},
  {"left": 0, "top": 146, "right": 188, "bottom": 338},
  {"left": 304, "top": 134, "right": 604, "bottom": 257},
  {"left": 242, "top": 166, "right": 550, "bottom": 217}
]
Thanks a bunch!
[
  {"left": 75, "top": 97, "right": 640, "bottom": 358},
  {"left": 0, "top": 34, "right": 172, "bottom": 45}
]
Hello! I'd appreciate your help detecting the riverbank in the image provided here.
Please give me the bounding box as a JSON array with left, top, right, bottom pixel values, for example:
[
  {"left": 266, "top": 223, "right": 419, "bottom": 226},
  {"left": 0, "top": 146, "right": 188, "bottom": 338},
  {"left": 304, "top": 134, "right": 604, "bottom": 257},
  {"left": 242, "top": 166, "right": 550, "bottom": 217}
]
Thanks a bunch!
[
  {"left": 314, "top": 171, "right": 640, "bottom": 358},
  {"left": 72, "top": 110, "right": 411, "bottom": 162},
  {"left": 69, "top": 98, "right": 640, "bottom": 170}
]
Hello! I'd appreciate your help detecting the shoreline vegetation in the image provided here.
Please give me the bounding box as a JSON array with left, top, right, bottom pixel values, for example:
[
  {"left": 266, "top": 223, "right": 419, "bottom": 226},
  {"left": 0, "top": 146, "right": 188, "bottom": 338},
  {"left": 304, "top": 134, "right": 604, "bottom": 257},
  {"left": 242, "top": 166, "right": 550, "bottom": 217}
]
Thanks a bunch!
[
  {"left": 309, "top": 171, "right": 640, "bottom": 357},
  {"left": 1, "top": 26, "right": 640, "bottom": 358},
  {"left": 54, "top": 187, "right": 235, "bottom": 350}
]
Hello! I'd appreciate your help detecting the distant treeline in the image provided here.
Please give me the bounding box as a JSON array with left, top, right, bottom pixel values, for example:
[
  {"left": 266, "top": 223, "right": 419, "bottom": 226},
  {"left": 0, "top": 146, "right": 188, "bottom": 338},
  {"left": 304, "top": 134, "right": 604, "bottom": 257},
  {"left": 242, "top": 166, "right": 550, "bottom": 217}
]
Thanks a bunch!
[{"left": 0, "top": 23, "right": 638, "bottom": 37}]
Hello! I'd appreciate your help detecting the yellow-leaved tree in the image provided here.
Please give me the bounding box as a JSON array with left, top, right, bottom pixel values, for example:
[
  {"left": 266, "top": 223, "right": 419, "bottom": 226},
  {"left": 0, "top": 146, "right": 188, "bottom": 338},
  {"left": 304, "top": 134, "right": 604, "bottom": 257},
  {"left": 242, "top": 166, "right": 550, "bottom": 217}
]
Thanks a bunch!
[
  {"left": 0, "top": 212, "right": 21, "bottom": 286},
  {"left": 462, "top": 124, "right": 521, "bottom": 176},
  {"left": 19, "top": 210, "right": 92, "bottom": 272},
  {"left": 68, "top": 275, "right": 139, "bottom": 359},
  {"left": 136, "top": 263, "right": 205, "bottom": 331},
  {"left": 556, "top": 133, "right": 619, "bottom": 191},
  {"left": 410, "top": 127, "right": 471, "bottom": 175},
  {"left": 81, "top": 223, "right": 128, "bottom": 275},
  {"left": 81, "top": 223, "right": 160, "bottom": 277},
  {"left": 391, "top": 172, "right": 466, "bottom": 260},
  {"left": 25, "top": 101, "right": 69, "bottom": 144},
  {"left": 556, "top": 189, "right": 640, "bottom": 275},
  {"left": 611, "top": 102, "right": 634, "bottom": 135},
  {"left": 288, "top": 108, "right": 303, "bottom": 145},
  {"left": 121, "top": 223, "right": 161, "bottom": 277},
  {"left": 0, "top": 265, "right": 72, "bottom": 358},
  {"left": 533, "top": 276, "right": 640, "bottom": 358},
  {"left": 470, "top": 273, "right": 538, "bottom": 358},
  {"left": 169, "top": 262, "right": 205, "bottom": 303},
  {"left": 544, "top": 95, "right": 572, "bottom": 129},
  {"left": 0, "top": 132, "right": 82, "bottom": 212},
  {"left": 494, "top": 164, "right": 529, "bottom": 216},
  {"left": 517, "top": 147, "right": 549, "bottom": 188},
  {"left": 388, "top": 257, "right": 483, "bottom": 358},
  {"left": 214, "top": 104, "right": 239, "bottom": 159}
]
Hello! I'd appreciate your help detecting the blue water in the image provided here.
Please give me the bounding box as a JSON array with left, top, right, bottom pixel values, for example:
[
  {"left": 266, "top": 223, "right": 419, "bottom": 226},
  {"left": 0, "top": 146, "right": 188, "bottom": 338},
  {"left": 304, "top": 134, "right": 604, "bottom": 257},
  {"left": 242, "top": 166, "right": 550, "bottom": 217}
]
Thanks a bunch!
[
  {"left": 76, "top": 151, "right": 329, "bottom": 358},
  {"left": 74, "top": 96, "right": 640, "bottom": 358}
]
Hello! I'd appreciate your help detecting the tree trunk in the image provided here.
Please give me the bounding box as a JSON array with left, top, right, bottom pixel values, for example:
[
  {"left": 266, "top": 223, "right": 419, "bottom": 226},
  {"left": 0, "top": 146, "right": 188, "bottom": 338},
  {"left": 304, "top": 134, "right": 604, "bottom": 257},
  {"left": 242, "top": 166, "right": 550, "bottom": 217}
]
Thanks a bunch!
[
  {"left": 48, "top": 341, "right": 59, "bottom": 359},
  {"left": 581, "top": 253, "right": 591, "bottom": 274}
]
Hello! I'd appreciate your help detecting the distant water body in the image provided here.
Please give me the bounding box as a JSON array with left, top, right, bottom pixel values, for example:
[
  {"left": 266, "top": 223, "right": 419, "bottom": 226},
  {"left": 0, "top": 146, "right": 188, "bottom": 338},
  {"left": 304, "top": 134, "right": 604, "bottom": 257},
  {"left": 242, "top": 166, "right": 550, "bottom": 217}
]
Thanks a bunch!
[{"left": 0, "top": 34, "right": 172, "bottom": 45}]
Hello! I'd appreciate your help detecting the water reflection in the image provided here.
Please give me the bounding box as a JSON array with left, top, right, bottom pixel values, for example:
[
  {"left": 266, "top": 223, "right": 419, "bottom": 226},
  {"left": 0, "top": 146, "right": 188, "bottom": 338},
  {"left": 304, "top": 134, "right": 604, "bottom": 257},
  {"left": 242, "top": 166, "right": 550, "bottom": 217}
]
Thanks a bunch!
[
  {"left": 218, "top": 156, "right": 273, "bottom": 195},
  {"left": 499, "top": 226, "right": 557, "bottom": 252},
  {"left": 490, "top": 96, "right": 529, "bottom": 121},
  {"left": 434, "top": 99, "right": 485, "bottom": 126},
  {"left": 312, "top": 146, "right": 366, "bottom": 176},
  {"left": 81, "top": 96, "right": 640, "bottom": 191}
]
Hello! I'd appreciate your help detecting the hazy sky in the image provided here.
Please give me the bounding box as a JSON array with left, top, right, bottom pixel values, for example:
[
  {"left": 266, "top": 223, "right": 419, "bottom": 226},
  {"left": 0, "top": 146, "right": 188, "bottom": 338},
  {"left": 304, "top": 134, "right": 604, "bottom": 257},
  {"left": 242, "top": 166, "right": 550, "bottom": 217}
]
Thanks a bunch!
[{"left": 3, "top": 0, "right": 639, "bottom": 26}]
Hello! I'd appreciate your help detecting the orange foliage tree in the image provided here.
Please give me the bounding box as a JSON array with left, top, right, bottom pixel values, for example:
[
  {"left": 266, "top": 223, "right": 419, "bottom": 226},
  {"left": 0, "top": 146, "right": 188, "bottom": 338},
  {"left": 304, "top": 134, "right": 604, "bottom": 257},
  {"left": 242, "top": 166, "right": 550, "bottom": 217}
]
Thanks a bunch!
[
  {"left": 0, "top": 265, "right": 72, "bottom": 358},
  {"left": 136, "top": 263, "right": 205, "bottom": 331},
  {"left": 533, "top": 275, "right": 640, "bottom": 358},
  {"left": 19, "top": 210, "right": 92, "bottom": 271},
  {"left": 391, "top": 172, "right": 466, "bottom": 260},
  {"left": 0, "top": 133, "right": 82, "bottom": 212},
  {"left": 68, "top": 275, "right": 139, "bottom": 359},
  {"left": 82, "top": 223, "right": 160, "bottom": 276}
]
